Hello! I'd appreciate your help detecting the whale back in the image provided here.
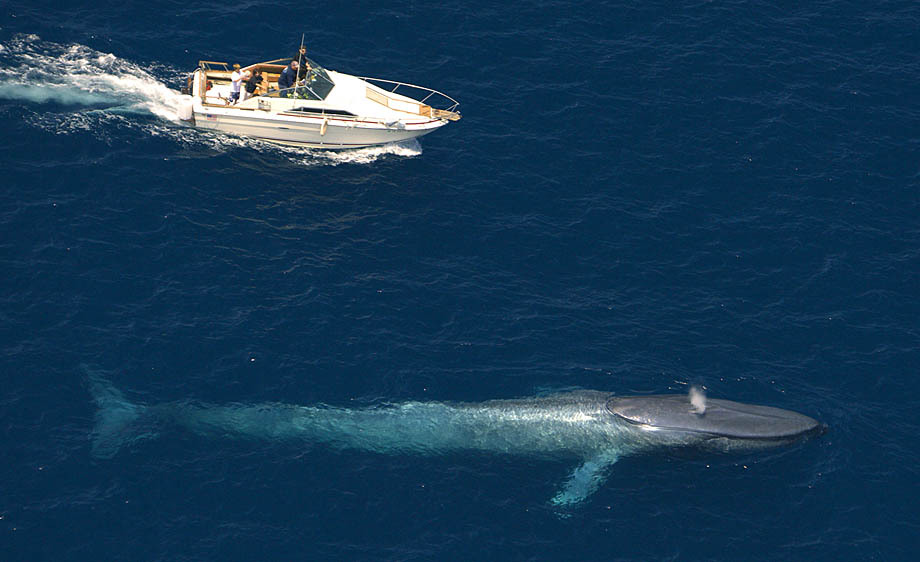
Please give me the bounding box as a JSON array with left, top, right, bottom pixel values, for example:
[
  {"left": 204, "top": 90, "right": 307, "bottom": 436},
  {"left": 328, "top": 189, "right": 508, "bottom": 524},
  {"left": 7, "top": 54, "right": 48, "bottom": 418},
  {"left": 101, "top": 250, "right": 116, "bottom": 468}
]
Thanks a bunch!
[{"left": 606, "top": 395, "right": 822, "bottom": 440}]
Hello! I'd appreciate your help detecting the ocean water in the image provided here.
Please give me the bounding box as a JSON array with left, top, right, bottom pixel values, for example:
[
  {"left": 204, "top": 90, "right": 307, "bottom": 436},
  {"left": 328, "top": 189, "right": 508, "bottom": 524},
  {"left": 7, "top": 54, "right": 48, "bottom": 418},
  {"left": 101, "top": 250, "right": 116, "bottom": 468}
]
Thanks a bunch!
[{"left": 1, "top": 1, "right": 918, "bottom": 560}]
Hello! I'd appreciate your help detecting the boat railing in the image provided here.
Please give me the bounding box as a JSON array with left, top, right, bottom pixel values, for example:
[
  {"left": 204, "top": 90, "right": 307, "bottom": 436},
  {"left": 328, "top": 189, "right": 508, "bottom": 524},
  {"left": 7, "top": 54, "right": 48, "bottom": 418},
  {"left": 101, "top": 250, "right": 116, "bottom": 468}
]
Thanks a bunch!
[
  {"left": 358, "top": 77, "right": 460, "bottom": 120},
  {"left": 257, "top": 58, "right": 291, "bottom": 66},
  {"left": 200, "top": 60, "right": 230, "bottom": 72}
]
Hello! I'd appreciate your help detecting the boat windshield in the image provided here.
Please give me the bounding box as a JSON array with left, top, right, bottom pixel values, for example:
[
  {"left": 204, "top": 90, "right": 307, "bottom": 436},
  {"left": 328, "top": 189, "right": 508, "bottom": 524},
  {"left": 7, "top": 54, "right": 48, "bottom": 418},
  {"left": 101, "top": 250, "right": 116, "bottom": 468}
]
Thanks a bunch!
[{"left": 266, "top": 57, "right": 335, "bottom": 101}]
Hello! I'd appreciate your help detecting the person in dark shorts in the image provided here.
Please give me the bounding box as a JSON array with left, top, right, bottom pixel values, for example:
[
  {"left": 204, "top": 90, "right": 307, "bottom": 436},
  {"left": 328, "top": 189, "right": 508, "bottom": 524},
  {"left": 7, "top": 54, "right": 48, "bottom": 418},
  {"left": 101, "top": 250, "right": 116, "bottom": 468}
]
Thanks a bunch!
[
  {"left": 239, "top": 69, "right": 262, "bottom": 102},
  {"left": 245, "top": 69, "right": 263, "bottom": 95}
]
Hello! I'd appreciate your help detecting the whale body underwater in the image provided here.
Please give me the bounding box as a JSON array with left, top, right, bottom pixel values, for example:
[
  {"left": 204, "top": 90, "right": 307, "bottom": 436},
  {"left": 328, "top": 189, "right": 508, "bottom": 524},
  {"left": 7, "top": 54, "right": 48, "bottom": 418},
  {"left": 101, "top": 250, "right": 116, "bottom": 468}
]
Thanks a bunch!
[{"left": 88, "top": 375, "right": 825, "bottom": 506}]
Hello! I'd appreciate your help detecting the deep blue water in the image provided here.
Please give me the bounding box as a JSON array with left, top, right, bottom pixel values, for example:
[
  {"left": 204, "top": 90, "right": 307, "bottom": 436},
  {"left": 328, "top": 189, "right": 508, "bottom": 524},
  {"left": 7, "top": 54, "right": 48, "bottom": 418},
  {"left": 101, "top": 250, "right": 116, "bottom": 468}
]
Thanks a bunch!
[{"left": 2, "top": 1, "right": 919, "bottom": 559}]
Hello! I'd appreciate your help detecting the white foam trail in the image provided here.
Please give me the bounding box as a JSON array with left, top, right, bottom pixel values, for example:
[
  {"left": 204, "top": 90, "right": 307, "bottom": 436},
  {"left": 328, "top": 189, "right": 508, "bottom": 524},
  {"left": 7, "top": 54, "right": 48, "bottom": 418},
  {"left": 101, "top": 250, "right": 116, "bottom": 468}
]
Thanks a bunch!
[
  {"left": 0, "top": 83, "right": 117, "bottom": 105},
  {"left": 0, "top": 34, "right": 184, "bottom": 121},
  {"left": 307, "top": 138, "right": 422, "bottom": 166},
  {"left": 689, "top": 386, "right": 707, "bottom": 415},
  {"left": 0, "top": 34, "right": 420, "bottom": 165},
  {"left": 145, "top": 124, "right": 421, "bottom": 166}
]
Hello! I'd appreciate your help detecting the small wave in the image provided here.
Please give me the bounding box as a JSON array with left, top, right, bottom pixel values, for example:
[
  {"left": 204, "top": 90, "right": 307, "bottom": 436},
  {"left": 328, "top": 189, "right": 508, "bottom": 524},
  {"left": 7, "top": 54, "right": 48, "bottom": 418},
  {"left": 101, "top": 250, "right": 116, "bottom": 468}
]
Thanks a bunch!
[{"left": 0, "top": 34, "right": 419, "bottom": 165}]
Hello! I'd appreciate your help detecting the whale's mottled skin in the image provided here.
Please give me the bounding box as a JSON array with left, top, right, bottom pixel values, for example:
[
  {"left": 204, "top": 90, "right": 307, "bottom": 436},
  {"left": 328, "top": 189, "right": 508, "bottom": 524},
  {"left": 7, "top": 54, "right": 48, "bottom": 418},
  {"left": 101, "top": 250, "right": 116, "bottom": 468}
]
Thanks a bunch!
[{"left": 89, "top": 374, "right": 824, "bottom": 506}]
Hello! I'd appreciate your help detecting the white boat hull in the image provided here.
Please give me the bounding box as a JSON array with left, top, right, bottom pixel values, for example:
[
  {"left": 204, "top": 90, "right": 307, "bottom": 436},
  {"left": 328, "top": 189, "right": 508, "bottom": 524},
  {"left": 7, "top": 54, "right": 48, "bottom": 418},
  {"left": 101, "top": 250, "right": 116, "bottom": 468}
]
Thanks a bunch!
[{"left": 192, "top": 107, "right": 444, "bottom": 149}]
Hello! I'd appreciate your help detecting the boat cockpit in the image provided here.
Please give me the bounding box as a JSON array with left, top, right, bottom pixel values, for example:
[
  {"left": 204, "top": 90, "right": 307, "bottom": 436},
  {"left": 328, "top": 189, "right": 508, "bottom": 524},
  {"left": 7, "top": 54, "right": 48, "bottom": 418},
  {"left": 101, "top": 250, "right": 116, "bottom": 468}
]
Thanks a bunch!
[
  {"left": 263, "top": 58, "right": 335, "bottom": 101},
  {"left": 186, "top": 57, "right": 334, "bottom": 105}
]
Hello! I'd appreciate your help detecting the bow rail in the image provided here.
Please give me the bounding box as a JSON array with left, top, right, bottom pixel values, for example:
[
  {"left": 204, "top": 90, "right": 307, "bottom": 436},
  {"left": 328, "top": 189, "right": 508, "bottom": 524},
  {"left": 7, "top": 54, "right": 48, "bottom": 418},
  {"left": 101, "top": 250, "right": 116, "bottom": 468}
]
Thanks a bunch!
[{"left": 359, "top": 76, "right": 461, "bottom": 121}]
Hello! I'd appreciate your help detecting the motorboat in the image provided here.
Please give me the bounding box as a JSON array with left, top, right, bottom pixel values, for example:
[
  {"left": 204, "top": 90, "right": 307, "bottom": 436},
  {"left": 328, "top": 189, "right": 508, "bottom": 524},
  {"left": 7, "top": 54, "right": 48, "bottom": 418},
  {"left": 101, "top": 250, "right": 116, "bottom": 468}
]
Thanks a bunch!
[{"left": 177, "top": 53, "right": 460, "bottom": 149}]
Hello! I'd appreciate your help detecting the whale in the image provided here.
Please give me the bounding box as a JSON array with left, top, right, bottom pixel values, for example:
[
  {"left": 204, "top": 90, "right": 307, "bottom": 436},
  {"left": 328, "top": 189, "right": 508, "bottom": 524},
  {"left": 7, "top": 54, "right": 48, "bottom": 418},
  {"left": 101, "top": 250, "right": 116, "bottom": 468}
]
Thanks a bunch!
[{"left": 88, "top": 374, "right": 825, "bottom": 506}]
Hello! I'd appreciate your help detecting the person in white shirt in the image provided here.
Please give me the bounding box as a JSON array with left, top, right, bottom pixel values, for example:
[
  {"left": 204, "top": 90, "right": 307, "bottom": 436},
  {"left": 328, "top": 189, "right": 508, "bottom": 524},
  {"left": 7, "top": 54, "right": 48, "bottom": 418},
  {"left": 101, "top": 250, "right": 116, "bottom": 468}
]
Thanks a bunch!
[{"left": 229, "top": 63, "right": 243, "bottom": 104}]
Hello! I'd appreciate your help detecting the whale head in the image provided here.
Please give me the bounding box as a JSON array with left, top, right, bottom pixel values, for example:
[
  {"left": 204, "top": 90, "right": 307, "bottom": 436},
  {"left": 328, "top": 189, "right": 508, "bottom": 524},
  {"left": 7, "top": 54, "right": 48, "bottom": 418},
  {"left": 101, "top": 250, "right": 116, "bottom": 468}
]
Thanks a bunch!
[{"left": 605, "top": 393, "right": 825, "bottom": 450}]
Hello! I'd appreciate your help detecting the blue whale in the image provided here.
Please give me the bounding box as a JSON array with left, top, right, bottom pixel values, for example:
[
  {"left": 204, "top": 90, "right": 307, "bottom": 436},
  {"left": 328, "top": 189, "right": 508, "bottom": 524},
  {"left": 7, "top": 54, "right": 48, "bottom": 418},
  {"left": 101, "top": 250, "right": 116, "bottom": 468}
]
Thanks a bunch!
[{"left": 89, "top": 374, "right": 824, "bottom": 506}]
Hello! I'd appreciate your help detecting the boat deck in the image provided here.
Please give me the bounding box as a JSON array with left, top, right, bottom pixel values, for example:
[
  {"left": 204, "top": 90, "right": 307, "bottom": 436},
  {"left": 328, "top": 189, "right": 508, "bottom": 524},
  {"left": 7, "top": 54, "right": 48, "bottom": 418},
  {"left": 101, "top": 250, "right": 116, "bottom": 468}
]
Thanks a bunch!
[{"left": 195, "top": 61, "right": 285, "bottom": 107}]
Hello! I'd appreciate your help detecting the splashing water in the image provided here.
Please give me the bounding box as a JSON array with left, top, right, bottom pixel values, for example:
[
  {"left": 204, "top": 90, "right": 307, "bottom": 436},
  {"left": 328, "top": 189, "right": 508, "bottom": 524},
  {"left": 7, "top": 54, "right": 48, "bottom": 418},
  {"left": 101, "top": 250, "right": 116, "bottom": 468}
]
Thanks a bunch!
[
  {"left": 689, "top": 386, "right": 707, "bottom": 415},
  {"left": 0, "top": 34, "right": 421, "bottom": 165},
  {"left": 0, "top": 34, "right": 184, "bottom": 119}
]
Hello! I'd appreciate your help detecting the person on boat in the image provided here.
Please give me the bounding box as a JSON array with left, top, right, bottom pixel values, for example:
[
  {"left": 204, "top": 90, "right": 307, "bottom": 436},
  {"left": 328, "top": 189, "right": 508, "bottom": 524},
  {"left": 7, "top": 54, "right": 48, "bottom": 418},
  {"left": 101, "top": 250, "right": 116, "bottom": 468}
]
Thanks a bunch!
[
  {"left": 278, "top": 60, "right": 298, "bottom": 94},
  {"left": 294, "top": 46, "right": 312, "bottom": 81},
  {"left": 238, "top": 70, "right": 255, "bottom": 102},
  {"left": 229, "top": 64, "right": 243, "bottom": 104},
  {"left": 244, "top": 69, "right": 263, "bottom": 99}
]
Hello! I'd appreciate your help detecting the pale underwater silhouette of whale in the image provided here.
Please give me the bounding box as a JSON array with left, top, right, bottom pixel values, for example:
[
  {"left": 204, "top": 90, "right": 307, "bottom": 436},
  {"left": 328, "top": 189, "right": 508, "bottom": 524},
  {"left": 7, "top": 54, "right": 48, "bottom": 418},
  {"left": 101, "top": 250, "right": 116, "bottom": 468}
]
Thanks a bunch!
[{"left": 88, "top": 374, "right": 825, "bottom": 506}]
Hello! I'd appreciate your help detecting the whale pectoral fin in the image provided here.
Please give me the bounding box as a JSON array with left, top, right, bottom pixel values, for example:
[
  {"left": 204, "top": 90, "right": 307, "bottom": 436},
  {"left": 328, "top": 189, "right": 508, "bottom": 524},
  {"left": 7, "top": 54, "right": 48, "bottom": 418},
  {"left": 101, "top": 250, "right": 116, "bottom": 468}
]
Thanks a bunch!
[{"left": 550, "top": 452, "right": 620, "bottom": 507}]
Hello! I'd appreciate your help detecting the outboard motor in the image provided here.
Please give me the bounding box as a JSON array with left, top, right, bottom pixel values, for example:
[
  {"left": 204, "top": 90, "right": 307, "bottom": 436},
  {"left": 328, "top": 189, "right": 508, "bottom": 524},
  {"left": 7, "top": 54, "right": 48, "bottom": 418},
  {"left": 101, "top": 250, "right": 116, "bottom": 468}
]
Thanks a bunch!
[{"left": 177, "top": 95, "right": 195, "bottom": 123}]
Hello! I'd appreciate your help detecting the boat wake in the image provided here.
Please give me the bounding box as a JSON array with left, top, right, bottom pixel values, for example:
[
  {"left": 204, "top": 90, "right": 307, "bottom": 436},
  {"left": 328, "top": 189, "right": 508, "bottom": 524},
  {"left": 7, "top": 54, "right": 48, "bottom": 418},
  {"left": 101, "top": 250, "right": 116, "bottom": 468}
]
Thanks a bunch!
[
  {"left": 0, "top": 34, "right": 184, "bottom": 122},
  {"left": 148, "top": 125, "right": 422, "bottom": 167},
  {"left": 0, "top": 34, "right": 421, "bottom": 165}
]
